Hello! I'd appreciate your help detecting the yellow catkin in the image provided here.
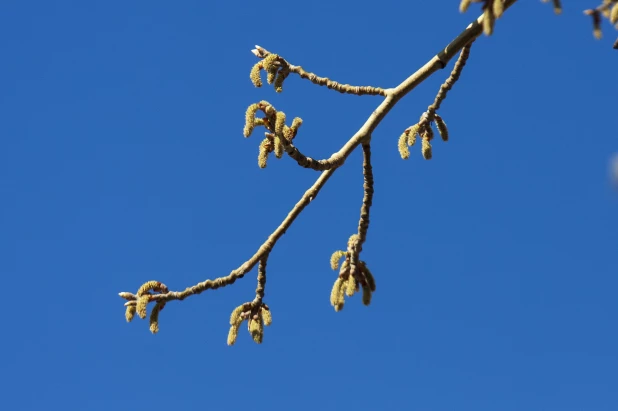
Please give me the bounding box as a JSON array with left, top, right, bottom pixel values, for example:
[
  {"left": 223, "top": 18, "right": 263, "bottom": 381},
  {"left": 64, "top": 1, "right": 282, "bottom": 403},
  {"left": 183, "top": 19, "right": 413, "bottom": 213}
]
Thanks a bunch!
[
  {"left": 261, "top": 54, "right": 279, "bottom": 73},
  {"left": 266, "top": 70, "right": 276, "bottom": 85},
  {"left": 125, "top": 305, "right": 136, "bottom": 322},
  {"left": 261, "top": 307, "right": 272, "bottom": 326},
  {"left": 262, "top": 54, "right": 279, "bottom": 86},
  {"left": 348, "top": 234, "right": 359, "bottom": 247},
  {"left": 136, "top": 296, "right": 149, "bottom": 319},
  {"left": 244, "top": 104, "right": 259, "bottom": 137},
  {"left": 611, "top": 3, "right": 618, "bottom": 24},
  {"left": 362, "top": 285, "right": 372, "bottom": 306},
  {"left": 291, "top": 117, "right": 303, "bottom": 131},
  {"left": 249, "top": 317, "right": 264, "bottom": 344},
  {"left": 407, "top": 125, "right": 419, "bottom": 147},
  {"left": 493, "top": 0, "right": 504, "bottom": 18},
  {"left": 149, "top": 303, "right": 163, "bottom": 334},
  {"left": 422, "top": 137, "right": 432, "bottom": 160},
  {"left": 227, "top": 324, "right": 240, "bottom": 346},
  {"left": 230, "top": 305, "right": 245, "bottom": 326},
  {"left": 250, "top": 62, "right": 262, "bottom": 87},
  {"left": 275, "top": 111, "right": 286, "bottom": 136},
  {"left": 434, "top": 115, "right": 449, "bottom": 142},
  {"left": 283, "top": 125, "right": 293, "bottom": 141},
  {"left": 330, "top": 278, "right": 344, "bottom": 310},
  {"left": 274, "top": 137, "right": 284, "bottom": 159},
  {"left": 330, "top": 250, "right": 346, "bottom": 270},
  {"left": 345, "top": 275, "right": 356, "bottom": 297},
  {"left": 398, "top": 132, "right": 410, "bottom": 160},
  {"left": 260, "top": 100, "right": 275, "bottom": 117},
  {"left": 336, "top": 280, "right": 346, "bottom": 311},
  {"left": 137, "top": 280, "right": 164, "bottom": 296},
  {"left": 459, "top": 0, "right": 471, "bottom": 13},
  {"left": 339, "top": 259, "right": 350, "bottom": 276},
  {"left": 258, "top": 138, "right": 271, "bottom": 168}
]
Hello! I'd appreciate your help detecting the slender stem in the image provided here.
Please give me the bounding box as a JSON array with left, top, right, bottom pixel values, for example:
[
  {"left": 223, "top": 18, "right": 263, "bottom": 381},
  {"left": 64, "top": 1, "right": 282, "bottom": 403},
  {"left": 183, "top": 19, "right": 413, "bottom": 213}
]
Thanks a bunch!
[{"left": 357, "top": 143, "right": 374, "bottom": 246}]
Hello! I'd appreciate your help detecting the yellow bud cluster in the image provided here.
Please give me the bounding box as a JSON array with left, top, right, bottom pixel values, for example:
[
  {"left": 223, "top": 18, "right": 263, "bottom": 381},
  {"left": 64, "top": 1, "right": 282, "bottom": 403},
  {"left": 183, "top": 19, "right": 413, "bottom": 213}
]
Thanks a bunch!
[
  {"left": 243, "top": 101, "right": 304, "bottom": 168},
  {"left": 249, "top": 53, "right": 290, "bottom": 93},
  {"left": 227, "top": 303, "right": 272, "bottom": 346},
  {"left": 398, "top": 114, "right": 452, "bottom": 160},
  {"left": 329, "top": 258, "right": 376, "bottom": 311}
]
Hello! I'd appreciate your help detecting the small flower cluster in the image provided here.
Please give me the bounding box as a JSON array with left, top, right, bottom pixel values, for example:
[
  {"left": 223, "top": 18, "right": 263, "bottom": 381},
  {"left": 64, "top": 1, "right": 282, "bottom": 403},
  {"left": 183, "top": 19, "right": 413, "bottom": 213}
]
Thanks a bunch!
[
  {"left": 119, "top": 281, "right": 169, "bottom": 334},
  {"left": 227, "top": 302, "right": 273, "bottom": 345},
  {"left": 329, "top": 235, "right": 376, "bottom": 311},
  {"left": 244, "top": 101, "right": 303, "bottom": 168}
]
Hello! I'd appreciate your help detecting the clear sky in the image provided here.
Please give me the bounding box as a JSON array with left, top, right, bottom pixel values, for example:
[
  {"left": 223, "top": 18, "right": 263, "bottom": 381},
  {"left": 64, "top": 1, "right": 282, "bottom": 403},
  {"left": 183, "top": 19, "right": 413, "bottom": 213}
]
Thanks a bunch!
[{"left": 1, "top": 1, "right": 617, "bottom": 410}]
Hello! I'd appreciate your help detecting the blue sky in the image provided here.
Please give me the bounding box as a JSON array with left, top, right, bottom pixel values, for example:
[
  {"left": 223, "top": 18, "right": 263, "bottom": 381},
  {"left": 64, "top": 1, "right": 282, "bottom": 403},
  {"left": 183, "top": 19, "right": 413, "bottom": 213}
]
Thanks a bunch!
[{"left": 1, "top": 1, "right": 617, "bottom": 410}]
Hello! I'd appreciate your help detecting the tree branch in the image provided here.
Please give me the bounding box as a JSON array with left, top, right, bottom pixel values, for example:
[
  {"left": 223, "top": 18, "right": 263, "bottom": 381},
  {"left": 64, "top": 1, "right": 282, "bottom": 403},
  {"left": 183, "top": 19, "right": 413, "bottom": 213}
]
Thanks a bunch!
[{"left": 119, "top": 0, "right": 518, "bottom": 320}]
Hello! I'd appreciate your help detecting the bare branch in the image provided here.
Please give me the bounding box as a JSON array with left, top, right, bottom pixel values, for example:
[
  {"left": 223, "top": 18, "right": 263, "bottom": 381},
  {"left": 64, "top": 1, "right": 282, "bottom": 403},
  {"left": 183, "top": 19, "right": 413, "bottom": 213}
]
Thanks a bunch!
[{"left": 119, "top": 0, "right": 519, "bottom": 335}]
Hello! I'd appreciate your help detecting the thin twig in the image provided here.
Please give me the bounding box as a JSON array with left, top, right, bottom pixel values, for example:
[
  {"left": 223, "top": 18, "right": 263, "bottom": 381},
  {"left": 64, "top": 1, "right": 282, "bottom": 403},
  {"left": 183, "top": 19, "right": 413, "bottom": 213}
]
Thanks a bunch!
[{"left": 252, "top": 46, "right": 387, "bottom": 96}]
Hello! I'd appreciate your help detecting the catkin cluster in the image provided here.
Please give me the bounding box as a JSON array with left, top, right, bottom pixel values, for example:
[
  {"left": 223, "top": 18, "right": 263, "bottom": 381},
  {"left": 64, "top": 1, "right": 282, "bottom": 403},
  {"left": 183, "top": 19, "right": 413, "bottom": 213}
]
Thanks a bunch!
[
  {"left": 398, "top": 114, "right": 449, "bottom": 161},
  {"left": 250, "top": 52, "right": 290, "bottom": 92},
  {"left": 119, "top": 280, "right": 169, "bottom": 334},
  {"left": 398, "top": 40, "right": 473, "bottom": 161},
  {"left": 329, "top": 240, "right": 376, "bottom": 311},
  {"left": 227, "top": 302, "right": 273, "bottom": 345},
  {"left": 244, "top": 101, "right": 303, "bottom": 168}
]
